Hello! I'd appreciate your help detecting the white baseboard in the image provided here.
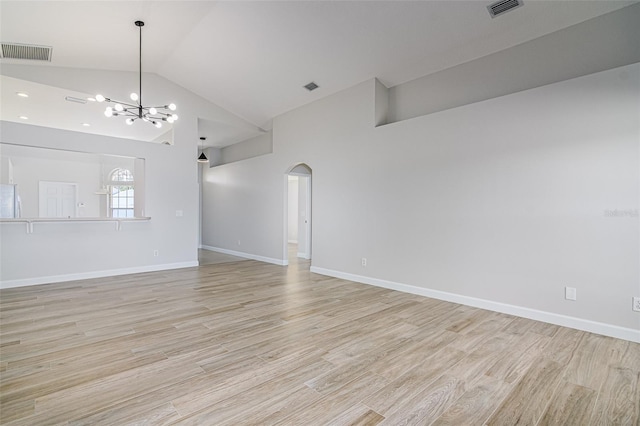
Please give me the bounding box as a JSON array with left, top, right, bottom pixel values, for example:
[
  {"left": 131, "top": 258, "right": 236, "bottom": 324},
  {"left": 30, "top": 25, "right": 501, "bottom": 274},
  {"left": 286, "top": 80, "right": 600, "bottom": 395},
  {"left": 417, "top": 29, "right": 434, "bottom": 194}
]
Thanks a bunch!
[
  {"left": 200, "top": 245, "right": 287, "bottom": 266},
  {"left": 310, "top": 266, "right": 640, "bottom": 343},
  {"left": 0, "top": 261, "right": 199, "bottom": 290}
]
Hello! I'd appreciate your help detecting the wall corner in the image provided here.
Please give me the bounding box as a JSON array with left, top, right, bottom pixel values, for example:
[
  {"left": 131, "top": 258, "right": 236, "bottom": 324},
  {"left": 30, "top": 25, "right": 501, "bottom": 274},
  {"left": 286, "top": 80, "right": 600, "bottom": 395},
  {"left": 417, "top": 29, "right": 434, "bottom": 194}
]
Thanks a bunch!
[{"left": 374, "top": 78, "right": 389, "bottom": 127}]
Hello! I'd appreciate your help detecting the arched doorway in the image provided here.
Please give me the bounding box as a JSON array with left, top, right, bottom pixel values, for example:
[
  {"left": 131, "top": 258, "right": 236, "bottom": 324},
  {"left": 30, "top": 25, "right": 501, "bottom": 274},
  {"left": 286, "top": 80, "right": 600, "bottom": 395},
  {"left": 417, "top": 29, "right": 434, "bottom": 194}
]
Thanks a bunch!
[{"left": 284, "top": 163, "right": 312, "bottom": 265}]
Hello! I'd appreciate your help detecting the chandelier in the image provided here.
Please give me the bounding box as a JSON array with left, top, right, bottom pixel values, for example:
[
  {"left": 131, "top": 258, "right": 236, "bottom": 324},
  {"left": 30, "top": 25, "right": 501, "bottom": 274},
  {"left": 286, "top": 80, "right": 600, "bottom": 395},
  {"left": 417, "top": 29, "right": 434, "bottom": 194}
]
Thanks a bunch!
[{"left": 95, "top": 21, "right": 177, "bottom": 128}]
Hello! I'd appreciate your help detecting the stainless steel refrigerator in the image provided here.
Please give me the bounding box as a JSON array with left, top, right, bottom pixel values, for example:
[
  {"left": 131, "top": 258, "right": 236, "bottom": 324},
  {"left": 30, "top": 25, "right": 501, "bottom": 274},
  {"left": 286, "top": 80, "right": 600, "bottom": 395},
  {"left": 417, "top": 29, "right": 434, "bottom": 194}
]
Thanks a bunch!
[{"left": 0, "top": 183, "right": 20, "bottom": 218}]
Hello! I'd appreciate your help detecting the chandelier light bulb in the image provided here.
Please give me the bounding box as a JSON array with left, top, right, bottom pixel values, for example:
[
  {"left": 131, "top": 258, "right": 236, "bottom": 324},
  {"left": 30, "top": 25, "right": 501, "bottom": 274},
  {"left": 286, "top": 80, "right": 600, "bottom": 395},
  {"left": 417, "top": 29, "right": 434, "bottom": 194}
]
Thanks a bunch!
[
  {"left": 126, "top": 118, "right": 134, "bottom": 125},
  {"left": 168, "top": 103, "right": 176, "bottom": 111},
  {"left": 155, "top": 121, "right": 162, "bottom": 129},
  {"left": 167, "top": 116, "right": 174, "bottom": 124},
  {"left": 172, "top": 114, "right": 178, "bottom": 121},
  {"left": 149, "top": 107, "right": 157, "bottom": 115},
  {"left": 95, "top": 94, "right": 105, "bottom": 102},
  {"left": 104, "top": 107, "right": 113, "bottom": 117},
  {"left": 130, "top": 93, "right": 139, "bottom": 101},
  {"left": 114, "top": 103, "right": 124, "bottom": 112}
]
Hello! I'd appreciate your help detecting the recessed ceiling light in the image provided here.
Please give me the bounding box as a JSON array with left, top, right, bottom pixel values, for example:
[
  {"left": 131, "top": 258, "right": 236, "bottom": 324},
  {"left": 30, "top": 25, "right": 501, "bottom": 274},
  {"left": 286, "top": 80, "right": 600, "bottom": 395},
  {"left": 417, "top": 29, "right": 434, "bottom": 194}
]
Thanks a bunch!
[
  {"left": 81, "top": 123, "right": 91, "bottom": 127},
  {"left": 16, "top": 92, "right": 29, "bottom": 98},
  {"left": 19, "top": 116, "right": 28, "bottom": 120}
]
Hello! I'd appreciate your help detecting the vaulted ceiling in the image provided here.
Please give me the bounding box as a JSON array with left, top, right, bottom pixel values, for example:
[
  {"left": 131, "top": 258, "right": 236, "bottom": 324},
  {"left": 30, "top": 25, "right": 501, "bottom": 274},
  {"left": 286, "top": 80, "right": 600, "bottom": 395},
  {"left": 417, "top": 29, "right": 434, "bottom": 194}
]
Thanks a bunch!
[{"left": 1, "top": 1, "right": 636, "bottom": 131}]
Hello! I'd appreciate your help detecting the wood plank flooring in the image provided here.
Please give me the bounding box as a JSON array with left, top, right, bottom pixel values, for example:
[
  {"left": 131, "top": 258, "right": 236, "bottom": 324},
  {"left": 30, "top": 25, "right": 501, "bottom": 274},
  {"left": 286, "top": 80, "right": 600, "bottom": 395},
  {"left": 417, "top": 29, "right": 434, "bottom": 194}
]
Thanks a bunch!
[{"left": 1, "top": 255, "right": 639, "bottom": 425}]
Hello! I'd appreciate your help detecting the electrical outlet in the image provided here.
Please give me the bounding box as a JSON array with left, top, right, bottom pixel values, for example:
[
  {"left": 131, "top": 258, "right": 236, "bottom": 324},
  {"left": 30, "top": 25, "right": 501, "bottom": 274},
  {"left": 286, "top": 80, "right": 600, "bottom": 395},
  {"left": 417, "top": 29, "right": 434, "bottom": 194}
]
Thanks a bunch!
[
  {"left": 153, "top": 250, "right": 159, "bottom": 257},
  {"left": 361, "top": 258, "right": 367, "bottom": 267},
  {"left": 633, "top": 297, "right": 640, "bottom": 312},
  {"left": 565, "top": 286, "right": 577, "bottom": 301}
]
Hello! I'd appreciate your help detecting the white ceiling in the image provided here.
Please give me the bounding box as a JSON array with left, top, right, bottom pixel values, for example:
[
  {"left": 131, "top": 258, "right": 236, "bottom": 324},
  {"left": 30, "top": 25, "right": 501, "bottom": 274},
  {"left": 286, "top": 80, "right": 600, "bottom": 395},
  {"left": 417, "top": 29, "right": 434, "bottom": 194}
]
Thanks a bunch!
[
  {"left": 1, "top": 1, "right": 636, "bottom": 134},
  {"left": 0, "top": 75, "right": 172, "bottom": 143},
  {"left": 0, "top": 141, "right": 136, "bottom": 165}
]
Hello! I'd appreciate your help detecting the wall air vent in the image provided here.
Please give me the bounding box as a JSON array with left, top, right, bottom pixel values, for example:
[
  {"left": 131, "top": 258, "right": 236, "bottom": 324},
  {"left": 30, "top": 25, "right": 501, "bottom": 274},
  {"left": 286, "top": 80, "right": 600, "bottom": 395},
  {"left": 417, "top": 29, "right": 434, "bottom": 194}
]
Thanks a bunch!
[
  {"left": 303, "top": 82, "right": 319, "bottom": 92},
  {"left": 487, "top": 0, "right": 523, "bottom": 18},
  {"left": 1, "top": 42, "right": 52, "bottom": 61}
]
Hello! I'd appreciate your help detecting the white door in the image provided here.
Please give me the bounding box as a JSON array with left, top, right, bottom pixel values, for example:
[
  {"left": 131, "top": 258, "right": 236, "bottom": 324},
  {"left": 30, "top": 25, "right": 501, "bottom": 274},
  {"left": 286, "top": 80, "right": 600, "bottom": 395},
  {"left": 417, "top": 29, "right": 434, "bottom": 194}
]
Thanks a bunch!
[
  {"left": 39, "top": 181, "right": 77, "bottom": 218},
  {"left": 284, "top": 164, "right": 312, "bottom": 264},
  {"left": 297, "top": 176, "right": 312, "bottom": 259}
]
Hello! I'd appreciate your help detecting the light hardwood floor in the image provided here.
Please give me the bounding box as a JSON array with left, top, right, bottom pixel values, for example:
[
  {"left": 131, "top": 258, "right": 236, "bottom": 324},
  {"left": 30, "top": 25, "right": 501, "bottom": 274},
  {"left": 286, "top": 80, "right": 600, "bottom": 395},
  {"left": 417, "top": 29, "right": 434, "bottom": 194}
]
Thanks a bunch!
[
  {"left": 1, "top": 255, "right": 639, "bottom": 425},
  {"left": 198, "top": 249, "right": 245, "bottom": 266}
]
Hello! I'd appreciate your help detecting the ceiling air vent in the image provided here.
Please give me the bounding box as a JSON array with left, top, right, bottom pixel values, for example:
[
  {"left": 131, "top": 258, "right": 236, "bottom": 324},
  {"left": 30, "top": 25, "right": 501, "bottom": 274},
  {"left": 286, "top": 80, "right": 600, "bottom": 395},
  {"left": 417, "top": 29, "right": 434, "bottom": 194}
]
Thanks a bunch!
[
  {"left": 65, "top": 96, "right": 87, "bottom": 104},
  {"left": 487, "top": 0, "right": 523, "bottom": 18},
  {"left": 303, "top": 82, "right": 319, "bottom": 92},
  {"left": 1, "top": 42, "right": 52, "bottom": 61}
]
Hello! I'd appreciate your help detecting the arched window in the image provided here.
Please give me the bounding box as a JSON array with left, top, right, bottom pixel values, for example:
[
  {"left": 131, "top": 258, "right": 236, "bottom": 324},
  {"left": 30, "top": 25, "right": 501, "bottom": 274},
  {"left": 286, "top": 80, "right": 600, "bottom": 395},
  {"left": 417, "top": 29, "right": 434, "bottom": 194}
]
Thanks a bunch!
[{"left": 109, "top": 168, "right": 134, "bottom": 218}]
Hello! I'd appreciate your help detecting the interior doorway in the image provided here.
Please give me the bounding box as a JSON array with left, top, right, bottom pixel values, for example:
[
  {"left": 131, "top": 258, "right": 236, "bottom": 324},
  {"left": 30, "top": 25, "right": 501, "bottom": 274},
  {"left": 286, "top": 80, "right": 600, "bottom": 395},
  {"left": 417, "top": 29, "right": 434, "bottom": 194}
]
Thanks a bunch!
[{"left": 285, "top": 164, "right": 312, "bottom": 265}]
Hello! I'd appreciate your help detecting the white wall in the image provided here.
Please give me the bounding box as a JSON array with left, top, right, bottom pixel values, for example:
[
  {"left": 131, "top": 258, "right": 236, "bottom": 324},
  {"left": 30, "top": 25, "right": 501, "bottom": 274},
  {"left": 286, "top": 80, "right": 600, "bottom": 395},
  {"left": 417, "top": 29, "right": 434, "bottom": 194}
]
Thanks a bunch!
[
  {"left": 0, "top": 122, "right": 199, "bottom": 284},
  {"left": 11, "top": 155, "right": 101, "bottom": 218},
  {"left": 0, "top": 157, "right": 13, "bottom": 184},
  {"left": 201, "top": 154, "right": 283, "bottom": 263},
  {"left": 0, "top": 64, "right": 258, "bottom": 286},
  {"left": 388, "top": 3, "right": 640, "bottom": 123},
  {"left": 2, "top": 151, "right": 137, "bottom": 218},
  {"left": 220, "top": 132, "right": 273, "bottom": 165},
  {"left": 201, "top": 63, "right": 640, "bottom": 340},
  {"left": 287, "top": 176, "right": 298, "bottom": 243}
]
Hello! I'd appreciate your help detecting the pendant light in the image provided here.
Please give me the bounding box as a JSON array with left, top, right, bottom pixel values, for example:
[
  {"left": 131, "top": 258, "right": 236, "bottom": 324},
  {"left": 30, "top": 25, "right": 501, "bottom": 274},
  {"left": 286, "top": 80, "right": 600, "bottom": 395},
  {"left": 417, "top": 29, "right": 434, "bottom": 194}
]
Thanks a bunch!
[{"left": 198, "top": 137, "right": 209, "bottom": 163}]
